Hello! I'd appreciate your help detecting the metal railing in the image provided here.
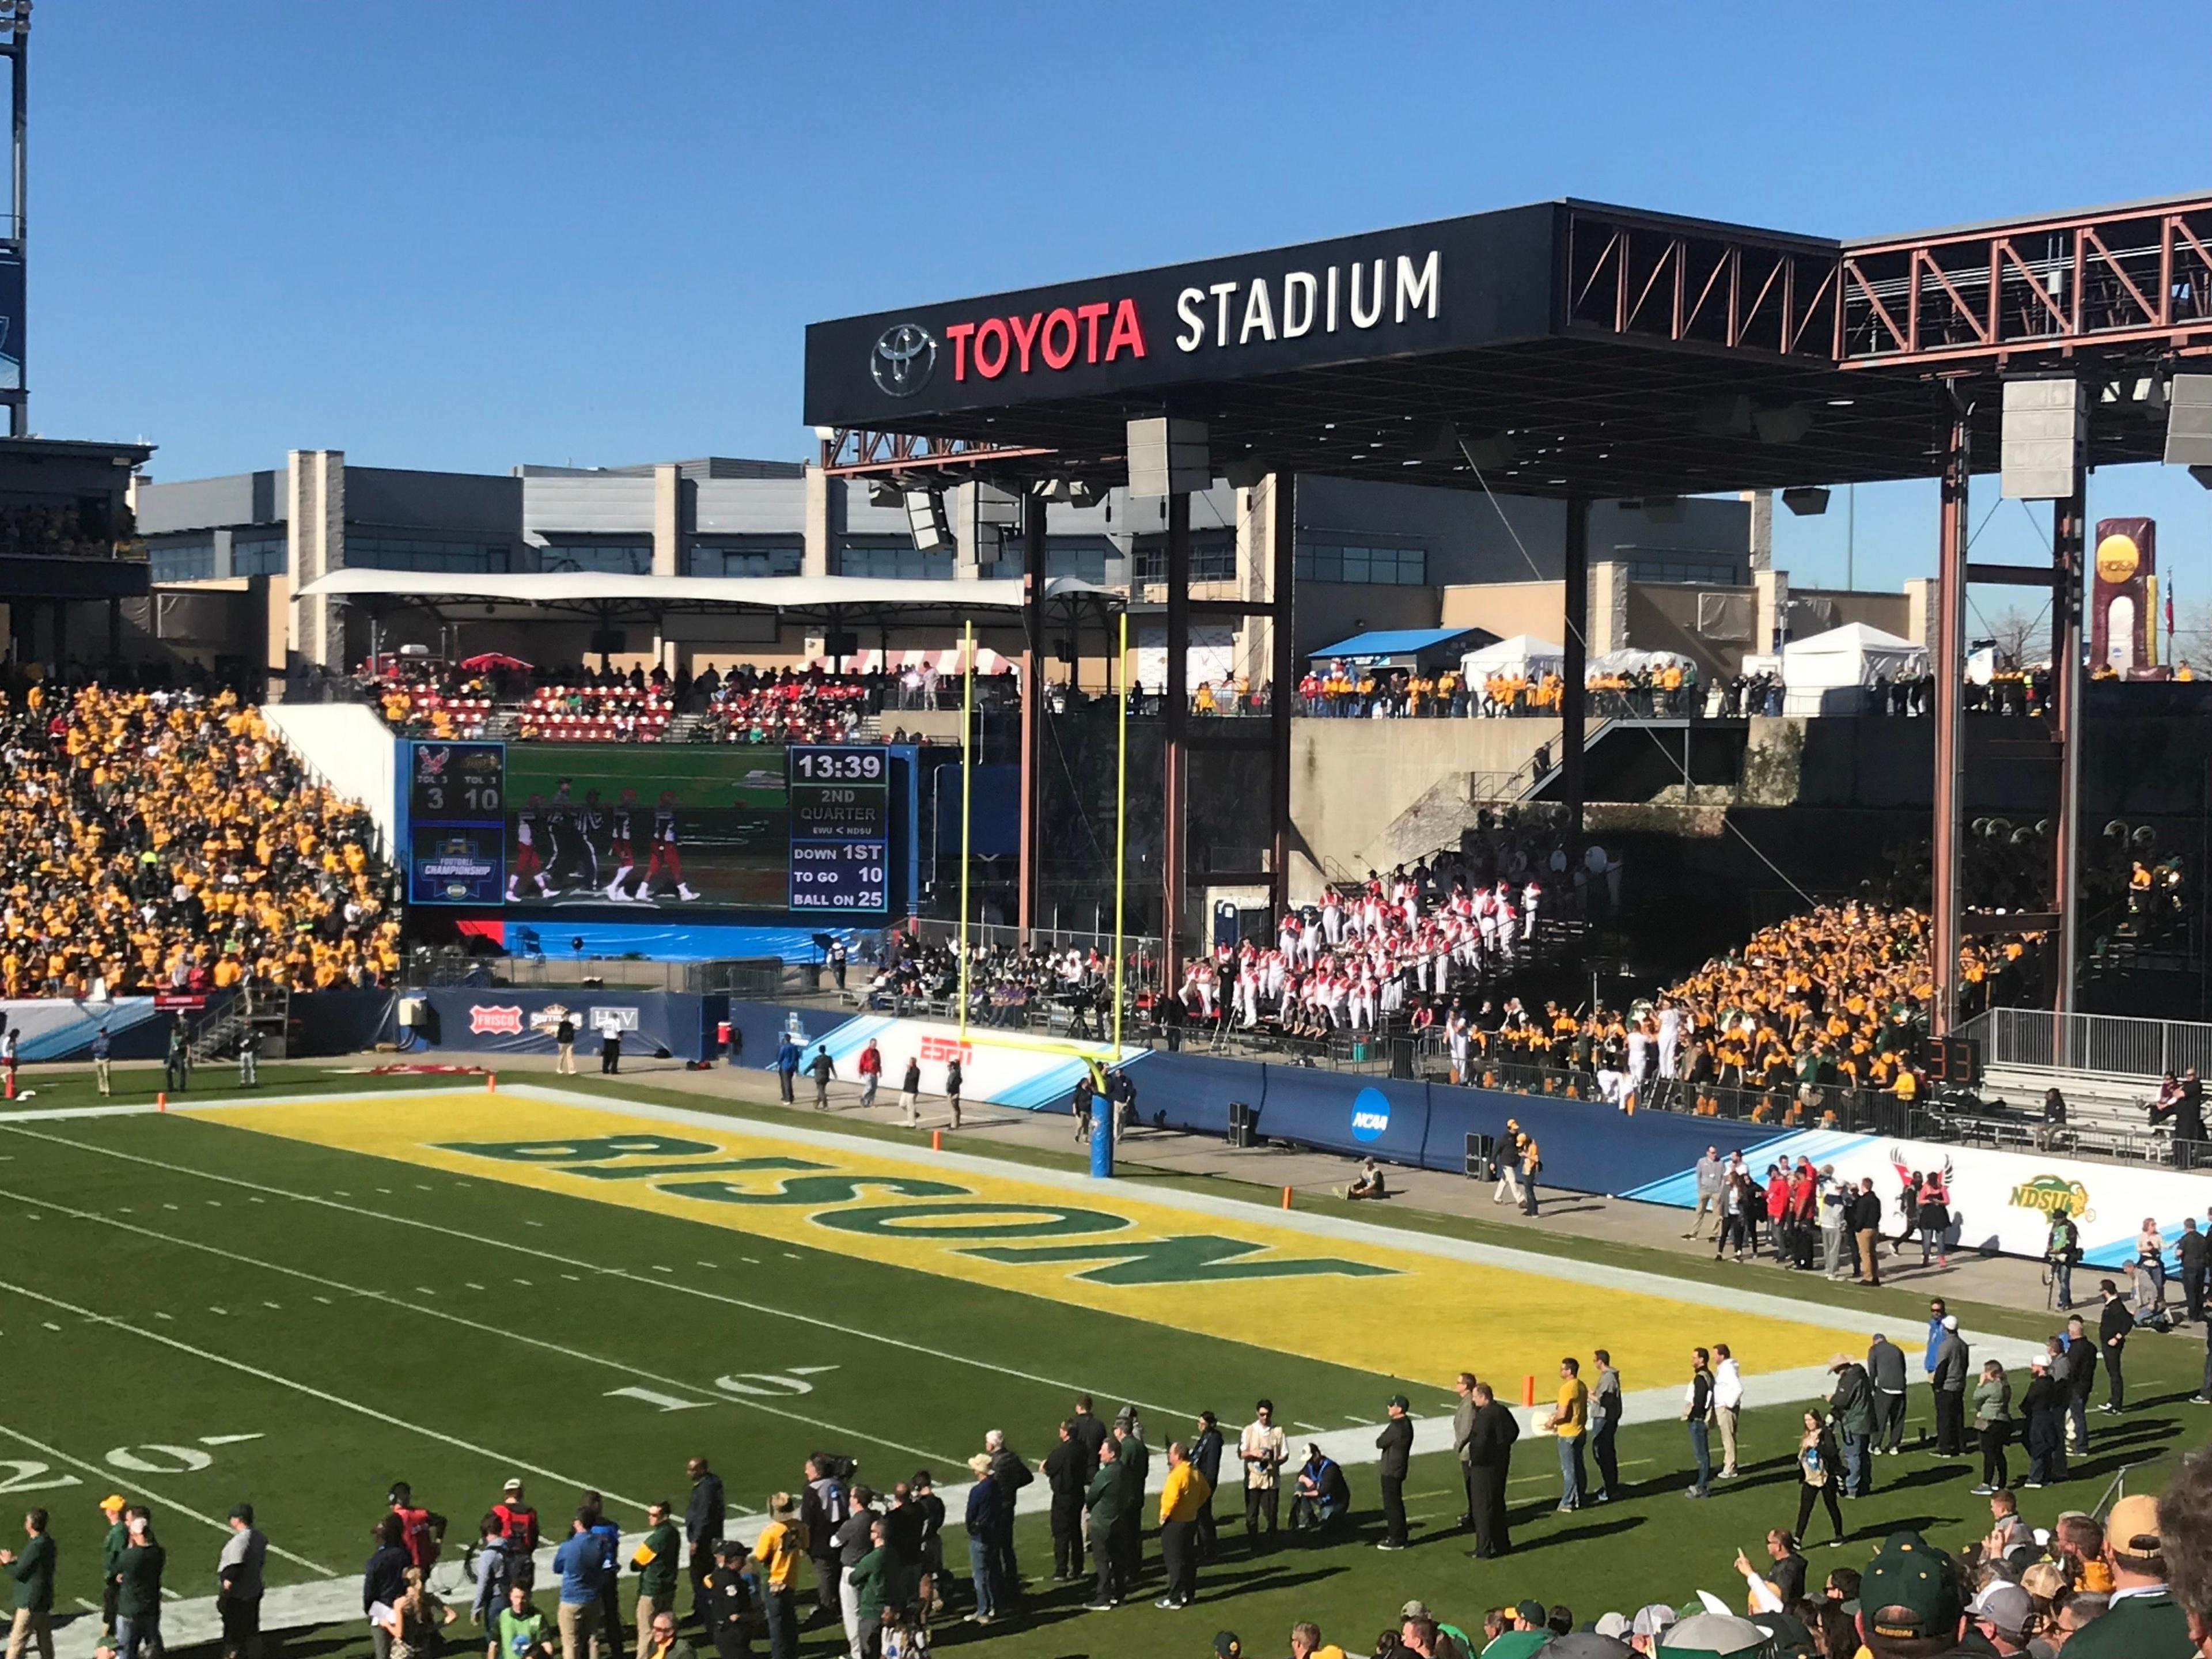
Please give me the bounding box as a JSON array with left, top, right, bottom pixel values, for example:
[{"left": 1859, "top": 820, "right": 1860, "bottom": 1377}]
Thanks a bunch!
[
  {"left": 1956, "top": 1007, "right": 2212, "bottom": 1080},
  {"left": 403, "top": 949, "right": 798, "bottom": 997},
  {"left": 902, "top": 916, "right": 1164, "bottom": 964}
]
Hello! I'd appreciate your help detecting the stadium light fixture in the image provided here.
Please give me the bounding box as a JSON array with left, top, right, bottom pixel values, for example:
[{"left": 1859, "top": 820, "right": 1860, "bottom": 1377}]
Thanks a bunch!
[{"left": 1781, "top": 487, "right": 1831, "bottom": 516}]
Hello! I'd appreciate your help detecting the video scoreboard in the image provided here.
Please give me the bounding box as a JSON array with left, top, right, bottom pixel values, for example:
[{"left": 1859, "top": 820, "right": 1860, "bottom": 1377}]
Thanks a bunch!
[
  {"left": 404, "top": 740, "right": 507, "bottom": 905},
  {"left": 786, "top": 743, "right": 890, "bottom": 914}
]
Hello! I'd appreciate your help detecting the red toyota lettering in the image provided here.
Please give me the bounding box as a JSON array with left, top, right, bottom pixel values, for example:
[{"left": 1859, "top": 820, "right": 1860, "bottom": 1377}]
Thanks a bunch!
[
  {"left": 1104, "top": 297, "right": 1146, "bottom": 362},
  {"left": 973, "top": 316, "right": 1010, "bottom": 378},
  {"left": 1077, "top": 301, "right": 1111, "bottom": 363},
  {"left": 944, "top": 321, "right": 976, "bottom": 381},
  {"left": 1040, "top": 307, "right": 1078, "bottom": 370},
  {"left": 1007, "top": 310, "right": 1042, "bottom": 373}
]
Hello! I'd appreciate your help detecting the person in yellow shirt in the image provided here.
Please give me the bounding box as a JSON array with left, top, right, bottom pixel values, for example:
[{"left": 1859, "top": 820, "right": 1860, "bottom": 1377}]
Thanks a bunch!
[
  {"left": 1545, "top": 1357, "right": 1591, "bottom": 1511},
  {"left": 750, "top": 1494, "right": 807, "bottom": 1659},
  {"left": 1155, "top": 1441, "right": 1212, "bottom": 1609}
]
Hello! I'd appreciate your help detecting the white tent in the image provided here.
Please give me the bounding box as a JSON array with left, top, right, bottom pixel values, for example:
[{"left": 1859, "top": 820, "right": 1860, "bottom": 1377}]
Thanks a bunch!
[
  {"left": 1780, "top": 621, "right": 1927, "bottom": 690},
  {"left": 1586, "top": 646, "right": 1697, "bottom": 677},
  {"left": 1460, "top": 634, "right": 1567, "bottom": 679}
]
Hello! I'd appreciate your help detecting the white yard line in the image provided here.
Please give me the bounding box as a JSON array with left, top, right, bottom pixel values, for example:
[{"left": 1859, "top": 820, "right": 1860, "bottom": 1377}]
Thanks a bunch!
[
  {"left": 0, "top": 1183, "right": 955, "bottom": 1466},
  {"left": 0, "top": 1278, "right": 654, "bottom": 1513},
  {"left": 0, "top": 1118, "right": 1199, "bottom": 1419},
  {"left": 0, "top": 1421, "right": 336, "bottom": 1575}
]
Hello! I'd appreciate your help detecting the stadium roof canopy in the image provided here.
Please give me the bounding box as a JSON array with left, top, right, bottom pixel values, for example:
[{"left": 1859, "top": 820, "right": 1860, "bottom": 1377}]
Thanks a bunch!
[
  {"left": 296, "top": 568, "right": 1121, "bottom": 625},
  {"left": 804, "top": 193, "right": 2212, "bottom": 499}
]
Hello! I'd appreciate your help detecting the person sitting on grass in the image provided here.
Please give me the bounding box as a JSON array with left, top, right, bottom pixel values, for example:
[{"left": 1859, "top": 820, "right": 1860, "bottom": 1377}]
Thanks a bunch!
[
  {"left": 1288, "top": 1444, "right": 1349, "bottom": 1534},
  {"left": 1344, "top": 1160, "right": 1389, "bottom": 1202}
]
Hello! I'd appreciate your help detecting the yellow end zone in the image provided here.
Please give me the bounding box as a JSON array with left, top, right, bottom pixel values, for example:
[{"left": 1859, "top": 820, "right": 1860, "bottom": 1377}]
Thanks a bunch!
[{"left": 194, "top": 1089, "right": 1853, "bottom": 1391}]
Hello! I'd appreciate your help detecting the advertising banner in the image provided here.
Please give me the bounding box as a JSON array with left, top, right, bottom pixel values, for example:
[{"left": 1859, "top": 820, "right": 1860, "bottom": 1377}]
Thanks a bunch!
[
  {"left": 779, "top": 1013, "right": 1144, "bottom": 1111},
  {"left": 1626, "top": 1127, "right": 2206, "bottom": 1270},
  {"left": 0, "top": 996, "right": 169, "bottom": 1062},
  {"left": 417, "top": 990, "right": 725, "bottom": 1063}
]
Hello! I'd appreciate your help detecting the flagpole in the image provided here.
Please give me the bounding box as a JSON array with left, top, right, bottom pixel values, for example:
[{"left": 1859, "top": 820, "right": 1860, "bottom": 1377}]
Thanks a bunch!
[{"left": 1112, "top": 610, "right": 1129, "bottom": 1054}]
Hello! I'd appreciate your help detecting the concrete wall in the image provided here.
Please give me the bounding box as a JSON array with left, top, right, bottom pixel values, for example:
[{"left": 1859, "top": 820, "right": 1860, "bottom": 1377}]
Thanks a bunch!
[{"left": 1287, "top": 717, "right": 1560, "bottom": 897}]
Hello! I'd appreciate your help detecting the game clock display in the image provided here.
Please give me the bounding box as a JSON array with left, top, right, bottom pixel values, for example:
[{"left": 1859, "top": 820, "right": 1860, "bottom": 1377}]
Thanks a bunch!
[
  {"left": 787, "top": 744, "right": 889, "bottom": 913},
  {"left": 404, "top": 740, "right": 507, "bottom": 905}
]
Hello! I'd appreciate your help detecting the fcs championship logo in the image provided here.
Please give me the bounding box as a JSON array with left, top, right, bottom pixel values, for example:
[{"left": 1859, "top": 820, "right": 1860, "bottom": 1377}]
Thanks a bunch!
[{"left": 871, "top": 323, "right": 938, "bottom": 397}]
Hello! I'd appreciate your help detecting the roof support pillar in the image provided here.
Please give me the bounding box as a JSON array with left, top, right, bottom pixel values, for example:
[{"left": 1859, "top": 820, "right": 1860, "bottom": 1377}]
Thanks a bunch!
[
  {"left": 2051, "top": 460, "right": 2086, "bottom": 1021},
  {"left": 1017, "top": 497, "right": 1047, "bottom": 934},
  {"left": 1269, "top": 472, "right": 1297, "bottom": 917},
  {"left": 1161, "top": 491, "right": 1191, "bottom": 994},
  {"left": 1931, "top": 398, "right": 1971, "bottom": 1036},
  {"left": 1562, "top": 495, "right": 1590, "bottom": 862}
]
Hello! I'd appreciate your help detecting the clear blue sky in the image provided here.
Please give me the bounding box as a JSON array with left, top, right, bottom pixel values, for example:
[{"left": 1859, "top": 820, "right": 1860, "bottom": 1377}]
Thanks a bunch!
[{"left": 30, "top": 1, "right": 2212, "bottom": 628}]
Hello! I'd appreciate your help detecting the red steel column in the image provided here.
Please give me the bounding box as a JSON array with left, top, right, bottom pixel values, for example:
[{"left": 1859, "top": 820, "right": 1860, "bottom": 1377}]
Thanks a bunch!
[
  {"left": 1269, "top": 472, "right": 1297, "bottom": 917},
  {"left": 1161, "top": 493, "right": 1191, "bottom": 993},
  {"left": 1017, "top": 497, "right": 1047, "bottom": 935},
  {"left": 2051, "top": 461, "right": 2086, "bottom": 1019},
  {"left": 1931, "top": 402, "right": 1971, "bottom": 1036}
]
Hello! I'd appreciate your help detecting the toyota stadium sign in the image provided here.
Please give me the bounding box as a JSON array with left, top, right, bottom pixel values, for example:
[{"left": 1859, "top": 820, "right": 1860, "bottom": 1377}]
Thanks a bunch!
[{"left": 804, "top": 201, "right": 1558, "bottom": 426}]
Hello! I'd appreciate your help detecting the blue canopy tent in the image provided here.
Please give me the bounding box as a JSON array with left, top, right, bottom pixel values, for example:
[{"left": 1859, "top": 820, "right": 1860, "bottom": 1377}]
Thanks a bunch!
[{"left": 1308, "top": 626, "right": 1495, "bottom": 673}]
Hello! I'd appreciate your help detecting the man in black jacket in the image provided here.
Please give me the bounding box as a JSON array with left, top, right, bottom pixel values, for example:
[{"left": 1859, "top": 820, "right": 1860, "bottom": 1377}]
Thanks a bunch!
[
  {"left": 1850, "top": 1179, "right": 1885, "bottom": 1287},
  {"left": 1465, "top": 1382, "right": 1518, "bottom": 1560},
  {"left": 1188, "top": 1412, "right": 1224, "bottom": 1561},
  {"left": 2097, "top": 1281, "right": 2135, "bottom": 1412},
  {"left": 702, "top": 1541, "right": 752, "bottom": 1659},
  {"left": 1376, "top": 1396, "right": 1414, "bottom": 1551},
  {"left": 1041, "top": 1423, "right": 1086, "bottom": 1582},
  {"left": 983, "top": 1431, "right": 1031, "bottom": 1607},
  {"left": 2180, "top": 1217, "right": 2212, "bottom": 1325},
  {"left": 363, "top": 1516, "right": 410, "bottom": 1659},
  {"left": 684, "top": 1458, "right": 725, "bottom": 1625}
]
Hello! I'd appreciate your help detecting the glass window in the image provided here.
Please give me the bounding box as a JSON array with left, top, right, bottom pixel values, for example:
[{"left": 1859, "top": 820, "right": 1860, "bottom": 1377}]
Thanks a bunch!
[
  {"left": 231, "top": 536, "right": 287, "bottom": 578},
  {"left": 149, "top": 541, "right": 215, "bottom": 584},
  {"left": 840, "top": 547, "right": 955, "bottom": 580},
  {"left": 1294, "top": 543, "right": 1426, "bottom": 586},
  {"left": 1048, "top": 548, "right": 1108, "bottom": 585},
  {"left": 1132, "top": 536, "right": 1236, "bottom": 586},
  {"left": 690, "top": 544, "right": 802, "bottom": 578},
  {"left": 541, "top": 543, "right": 652, "bottom": 575},
  {"left": 348, "top": 537, "right": 509, "bottom": 574}
]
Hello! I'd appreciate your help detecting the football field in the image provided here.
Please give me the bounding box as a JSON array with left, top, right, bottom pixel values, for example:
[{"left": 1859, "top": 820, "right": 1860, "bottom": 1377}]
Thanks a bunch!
[{"left": 1, "top": 1079, "right": 2200, "bottom": 1658}]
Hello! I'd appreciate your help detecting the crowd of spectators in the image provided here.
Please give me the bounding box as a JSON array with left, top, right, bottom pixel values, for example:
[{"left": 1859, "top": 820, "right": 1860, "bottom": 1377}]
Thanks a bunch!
[
  {"left": 0, "top": 500, "right": 123, "bottom": 560},
  {"left": 702, "top": 668, "right": 873, "bottom": 746},
  {"left": 1298, "top": 661, "right": 1699, "bottom": 720},
  {"left": 0, "top": 684, "right": 399, "bottom": 998}
]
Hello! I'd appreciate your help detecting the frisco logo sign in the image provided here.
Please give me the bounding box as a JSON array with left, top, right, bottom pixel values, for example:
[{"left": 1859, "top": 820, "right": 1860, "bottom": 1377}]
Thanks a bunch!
[
  {"left": 933, "top": 248, "right": 1441, "bottom": 385},
  {"left": 469, "top": 1005, "right": 525, "bottom": 1036}
]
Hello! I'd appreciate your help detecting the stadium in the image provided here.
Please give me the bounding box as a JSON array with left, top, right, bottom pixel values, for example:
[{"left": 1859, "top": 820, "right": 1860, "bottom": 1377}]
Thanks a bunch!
[{"left": 7, "top": 10, "right": 2212, "bottom": 1659}]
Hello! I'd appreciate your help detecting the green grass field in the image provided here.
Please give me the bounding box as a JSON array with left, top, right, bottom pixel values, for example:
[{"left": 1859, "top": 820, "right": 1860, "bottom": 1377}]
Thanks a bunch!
[{"left": 1, "top": 1069, "right": 2205, "bottom": 1659}]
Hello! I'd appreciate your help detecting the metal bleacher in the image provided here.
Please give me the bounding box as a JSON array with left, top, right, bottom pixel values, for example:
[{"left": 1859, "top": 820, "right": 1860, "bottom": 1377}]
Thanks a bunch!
[{"left": 1953, "top": 1007, "right": 2212, "bottom": 1165}]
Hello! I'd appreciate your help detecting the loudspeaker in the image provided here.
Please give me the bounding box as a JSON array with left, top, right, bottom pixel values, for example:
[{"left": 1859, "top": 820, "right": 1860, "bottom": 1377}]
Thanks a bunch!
[
  {"left": 1226, "top": 1100, "right": 1259, "bottom": 1149},
  {"left": 2001, "top": 377, "right": 2085, "bottom": 500},
  {"left": 822, "top": 630, "right": 859, "bottom": 660},
  {"left": 2167, "top": 374, "right": 2212, "bottom": 468},
  {"left": 1390, "top": 1037, "right": 1415, "bottom": 1080},
  {"left": 904, "top": 488, "right": 951, "bottom": 551},
  {"left": 1464, "top": 1131, "right": 1495, "bottom": 1178},
  {"left": 1127, "top": 416, "right": 1210, "bottom": 498}
]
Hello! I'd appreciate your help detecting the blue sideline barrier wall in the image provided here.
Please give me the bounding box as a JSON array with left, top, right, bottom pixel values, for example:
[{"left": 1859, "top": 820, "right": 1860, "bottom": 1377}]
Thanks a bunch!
[
  {"left": 1123, "top": 1052, "right": 1785, "bottom": 1198},
  {"left": 289, "top": 990, "right": 400, "bottom": 1057},
  {"left": 418, "top": 990, "right": 729, "bottom": 1063}
]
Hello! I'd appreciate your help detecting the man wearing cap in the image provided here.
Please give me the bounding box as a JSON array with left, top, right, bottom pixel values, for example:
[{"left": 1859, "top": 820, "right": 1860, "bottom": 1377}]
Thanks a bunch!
[
  {"left": 749, "top": 1496, "right": 806, "bottom": 1659},
  {"left": 1376, "top": 1397, "right": 1413, "bottom": 1550},
  {"left": 217, "top": 1503, "right": 267, "bottom": 1659},
  {"left": 1476, "top": 1601, "right": 1550, "bottom": 1659},
  {"left": 113, "top": 1508, "right": 165, "bottom": 1659},
  {"left": 1853, "top": 1531, "right": 1969, "bottom": 1658},
  {"left": 1829, "top": 1354, "right": 1874, "bottom": 1497},
  {"left": 1465, "top": 1381, "right": 1517, "bottom": 1559},
  {"left": 2061, "top": 1493, "right": 2192, "bottom": 1657},
  {"left": 699, "top": 1544, "right": 751, "bottom": 1659},
  {"left": 1546, "top": 1358, "right": 1589, "bottom": 1512},
  {"left": 2020, "top": 1353, "right": 2067, "bottom": 1487},
  {"left": 1212, "top": 1633, "right": 1242, "bottom": 1659},
  {"left": 2, "top": 1508, "right": 54, "bottom": 1659},
  {"left": 1155, "top": 1441, "right": 1211, "bottom": 1609},
  {"left": 1967, "top": 1581, "right": 2032, "bottom": 1655},
  {"left": 1661, "top": 1612, "right": 1774, "bottom": 1657},
  {"left": 96, "top": 1495, "right": 128, "bottom": 1646}
]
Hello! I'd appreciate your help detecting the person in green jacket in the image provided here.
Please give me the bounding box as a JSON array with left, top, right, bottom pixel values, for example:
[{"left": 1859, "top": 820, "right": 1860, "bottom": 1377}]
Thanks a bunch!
[
  {"left": 629, "top": 1501, "right": 682, "bottom": 1640},
  {"left": 1082, "top": 1440, "right": 1127, "bottom": 1611},
  {"left": 1971, "top": 1359, "right": 2014, "bottom": 1496},
  {"left": 1, "top": 1507, "right": 56, "bottom": 1659},
  {"left": 848, "top": 1520, "right": 891, "bottom": 1658},
  {"left": 113, "top": 1508, "right": 166, "bottom": 1659},
  {"left": 2060, "top": 1493, "right": 2193, "bottom": 1658},
  {"left": 99, "top": 1495, "right": 129, "bottom": 1641}
]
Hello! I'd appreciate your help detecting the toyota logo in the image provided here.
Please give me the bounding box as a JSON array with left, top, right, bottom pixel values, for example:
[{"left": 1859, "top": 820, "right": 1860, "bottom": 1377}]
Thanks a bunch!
[{"left": 872, "top": 323, "right": 938, "bottom": 397}]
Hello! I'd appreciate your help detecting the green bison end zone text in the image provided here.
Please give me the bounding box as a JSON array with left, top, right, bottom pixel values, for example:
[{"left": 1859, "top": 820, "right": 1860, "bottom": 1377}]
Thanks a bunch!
[{"left": 444, "top": 1132, "right": 1395, "bottom": 1285}]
